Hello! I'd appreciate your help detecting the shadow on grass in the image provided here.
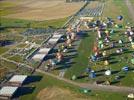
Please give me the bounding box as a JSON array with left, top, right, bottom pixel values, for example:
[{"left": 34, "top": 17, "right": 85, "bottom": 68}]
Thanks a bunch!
[
  {"left": 129, "top": 67, "right": 134, "bottom": 72},
  {"left": 77, "top": 75, "right": 88, "bottom": 79},
  {"left": 23, "top": 75, "right": 42, "bottom": 85},
  {"left": 96, "top": 73, "right": 104, "bottom": 77},
  {"left": 43, "top": 54, "right": 55, "bottom": 61},
  {"left": 0, "top": 40, "right": 14, "bottom": 47},
  {"left": 95, "top": 69, "right": 106, "bottom": 73},
  {"left": 124, "top": 50, "right": 134, "bottom": 54},
  {"left": 110, "top": 61, "right": 118, "bottom": 65},
  {"left": 109, "top": 53, "right": 121, "bottom": 57},
  {"left": 100, "top": 56, "right": 115, "bottom": 61},
  {"left": 77, "top": 31, "right": 89, "bottom": 39},
  {"left": 112, "top": 70, "right": 120, "bottom": 75},
  {"left": 118, "top": 75, "right": 125, "bottom": 80},
  {"left": 110, "top": 80, "right": 120, "bottom": 85},
  {"left": 55, "top": 62, "right": 76, "bottom": 70},
  {"left": 13, "top": 87, "right": 35, "bottom": 98},
  {"left": 68, "top": 48, "right": 77, "bottom": 53}
]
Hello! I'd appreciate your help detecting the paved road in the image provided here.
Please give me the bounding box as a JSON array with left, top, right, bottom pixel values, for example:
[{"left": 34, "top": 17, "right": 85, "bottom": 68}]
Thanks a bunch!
[
  {"left": 37, "top": 69, "right": 134, "bottom": 93},
  {"left": 125, "top": 0, "right": 134, "bottom": 21}
]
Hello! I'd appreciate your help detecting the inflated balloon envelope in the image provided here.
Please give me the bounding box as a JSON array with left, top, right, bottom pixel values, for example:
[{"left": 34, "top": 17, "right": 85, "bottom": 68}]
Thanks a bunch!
[
  {"left": 117, "top": 15, "right": 123, "bottom": 20},
  {"left": 131, "top": 58, "right": 134, "bottom": 64}
]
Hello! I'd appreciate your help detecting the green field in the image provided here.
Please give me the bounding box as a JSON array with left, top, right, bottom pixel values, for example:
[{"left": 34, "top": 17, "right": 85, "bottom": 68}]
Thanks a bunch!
[
  {"left": 0, "top": 59, "right": 17, "bottom": 70},
  {"left": 0, "top": 17, "right": 67, "bottom": 28},
  {"left": 65, "top": 31, "right": 96, "bottom": 79},
  {"left": 0, "top": 47, "right": 9, "bottom": 55},
  {"left": 64, "top": 0, "right": 134, "bottom": 87},
  {"left": 103, "top": 0, "right": 133, "bottom": 25},
  {"left": 20, "top": 73, "right": 127, "bottom": 100},
  {"left": 130, "top": 0, "right": 134, "bottom": 5},
  {"left": 64, "top": 30, "right": 134, "bottom": 86},
  {"left": 8, "top": 55, "right": 24, "bottom": 63}
]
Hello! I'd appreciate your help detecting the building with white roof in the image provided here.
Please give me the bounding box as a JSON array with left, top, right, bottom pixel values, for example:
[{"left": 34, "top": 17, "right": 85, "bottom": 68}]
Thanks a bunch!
[
  {"left": 52, "top": 34, "right": 62, "bottom": 38},
  {"left": 31, "top": 33, "right": 63, "bottom": 61},
  {"left": 48, "top": 38, "right": 59, "bottom": 44},
  {"left": 8, "top": 75, "right": 27, "bottom": 86},
  {"left": 38, "top": 48, "right": 51, "bottom": 53},
  {"left": 0, "top": 86, "right": 18, "bottom": 100},
  {"left": 32, "top": 53, "right": 47, "bottom": 61}
]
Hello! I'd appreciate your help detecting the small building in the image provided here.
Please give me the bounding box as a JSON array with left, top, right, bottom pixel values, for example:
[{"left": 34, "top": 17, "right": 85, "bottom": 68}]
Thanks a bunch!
[
  {"left": 48, "top": 38, "right": 60, "bottom": 44},
  {"left": 32, "top": 53, "right": 47, "bottom": 61},
  {"left": 52, "top": 34, "right": 62, "bottom": 38},
  {"left": 8, "top": 75, "right": 27, "bottom": 86},
  {"left": 32, "top": 33, "right": 63, "bottom": 61},
  {"left": 0, "top": 86, "right": 18, "bottom": 100},
  {"left": 38, "top": 48, "right": 51, "bottom": 53}
]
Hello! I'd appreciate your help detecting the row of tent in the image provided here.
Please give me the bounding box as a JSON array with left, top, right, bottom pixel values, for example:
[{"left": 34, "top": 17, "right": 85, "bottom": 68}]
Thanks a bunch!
[{"left": 77, "top": 3, "right": 105, "bottom": 17}]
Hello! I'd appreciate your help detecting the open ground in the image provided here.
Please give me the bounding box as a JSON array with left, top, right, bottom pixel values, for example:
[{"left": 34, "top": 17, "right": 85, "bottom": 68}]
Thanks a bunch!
[{"left": 0, "top": 0, "right": 85, "bottom": 21}]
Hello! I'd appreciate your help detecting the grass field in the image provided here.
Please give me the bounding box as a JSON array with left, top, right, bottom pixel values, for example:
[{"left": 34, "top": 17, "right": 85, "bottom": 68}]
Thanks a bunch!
[
  {"left": 130, "top": 0, "right": 134, "bottom": 5},
  {"left": 64, "top": 0, "right": 134, "bottom": 87},
  {"left": 0, "top": 59, "right": 17, "bottom": 70},
  {"left": 0, "top": 17, "right": 67, "bottom": 28},
  {"left": 103, "top": 0, "right": 133, "bottom": 25},
  {"left": 8, "top": 55, "right": 24, "bottom": 63},
  {"left": 65, "top": 31, "right": 96, "bottom": 79},
  {"left": 20, "top": 73, "right": 127, "bottom": 100},
  {"left": 0, "top": 47, "right": 9, "bottom": 55}
]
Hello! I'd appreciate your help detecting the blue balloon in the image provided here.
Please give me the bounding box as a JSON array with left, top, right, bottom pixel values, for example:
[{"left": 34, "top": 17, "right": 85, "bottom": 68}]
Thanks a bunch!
[
  {"left": 117, "top": 15, "right": 123, "bottom": 20},
  {"left": 122, "top": 66, "right": 129, "bottom": 71}
]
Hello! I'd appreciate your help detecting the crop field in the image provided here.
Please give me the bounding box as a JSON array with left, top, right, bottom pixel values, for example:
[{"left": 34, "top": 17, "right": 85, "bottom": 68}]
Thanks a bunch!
[{"left": 0, "top": 0, "right": 85, "bottom": 21}]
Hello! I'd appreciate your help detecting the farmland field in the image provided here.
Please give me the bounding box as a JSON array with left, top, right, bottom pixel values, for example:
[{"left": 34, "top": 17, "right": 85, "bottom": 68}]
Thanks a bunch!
[{"left": 0, "top": 0, "right": 85, "bottom": 21}]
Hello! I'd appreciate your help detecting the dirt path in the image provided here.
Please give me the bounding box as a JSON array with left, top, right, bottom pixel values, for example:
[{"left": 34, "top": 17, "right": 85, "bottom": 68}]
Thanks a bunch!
[
  {"left": 124, "top": 0, "right": 134, "bottom": 21},
  {"left": 37, "top": 69, "right": 134, "bottom": 94},
  {"left": 1, "top": 52, "right": 134, "bottom": 94}
]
